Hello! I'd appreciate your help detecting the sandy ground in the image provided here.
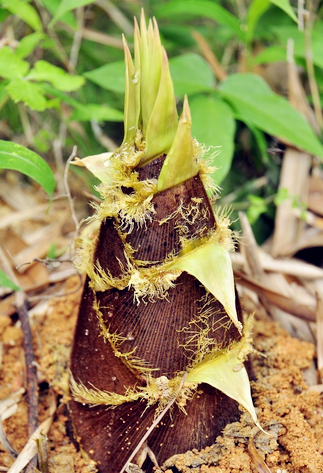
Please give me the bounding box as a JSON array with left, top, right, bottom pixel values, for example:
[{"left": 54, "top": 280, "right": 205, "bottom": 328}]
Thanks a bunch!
[{"left": 0, "top": 276, "right": 322, "bottom": 473}]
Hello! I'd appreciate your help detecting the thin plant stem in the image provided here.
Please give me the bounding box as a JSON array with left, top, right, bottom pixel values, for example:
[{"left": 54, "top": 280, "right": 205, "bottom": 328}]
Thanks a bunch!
[
  {"left": 96, "top": 0, "right": 134, "bottom": 35},
  {"left": 64, "top": 146, "right": 80, "bottom": 236},
  {"left": 298, "top": 0, "right": 305, "bottom": 30},
  {"left": 193, "top": 31, "right": 227, "bottom": 81},
  {"left": 0, "top": 91, "right": 10, "bottom": 114},
  {"left": 69, "top": 7, "right": 85, "bottom": 71},
  {"left": 18, "top": 104, "right": 34, "bottom": 146},
  {"left": 304, "top": 3, "right": 322, "bottom": 129}
]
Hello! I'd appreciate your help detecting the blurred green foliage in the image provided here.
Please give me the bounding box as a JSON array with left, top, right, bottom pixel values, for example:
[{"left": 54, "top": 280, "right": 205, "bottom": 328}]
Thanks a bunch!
[{"left": 1, "top": 0, "right": 323, "bottom": 242}]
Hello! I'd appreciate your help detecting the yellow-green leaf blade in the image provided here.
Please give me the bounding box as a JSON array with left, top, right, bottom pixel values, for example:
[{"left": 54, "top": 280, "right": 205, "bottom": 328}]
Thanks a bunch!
[
  {"left": 157, "top": 95, "right": 198, "bottom": 192},
  {"left": 186, "top": 344, "right": 261, "bottom": 429},
  {"left": 170, "top": 241, "right": 241, "bottom": 332}
]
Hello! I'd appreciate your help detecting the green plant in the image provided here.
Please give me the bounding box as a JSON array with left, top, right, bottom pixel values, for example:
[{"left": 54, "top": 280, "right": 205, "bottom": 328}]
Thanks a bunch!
[{"left": 0, "top": 139, "right": 55, "bottom": 289}]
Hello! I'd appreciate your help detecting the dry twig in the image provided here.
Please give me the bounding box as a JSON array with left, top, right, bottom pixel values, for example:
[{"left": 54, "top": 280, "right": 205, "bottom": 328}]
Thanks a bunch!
[
  {"left": 0, "top": 246, "right": 38, "bottom": 472},
  {"left": 119, "top": 373, "right": 188, "bottom": 473},
  {"left": 193, "top": 31, "right": 227, "bottom": 81}
]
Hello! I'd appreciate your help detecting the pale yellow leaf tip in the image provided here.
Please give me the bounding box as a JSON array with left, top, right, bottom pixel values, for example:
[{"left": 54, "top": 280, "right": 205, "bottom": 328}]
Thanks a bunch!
[
  {"left": 170, "top": 241, "right": 242, "bottom": 332},
  {"left": 186, "top": 319, "right": 267, "bottom": 434},
  {"left": 186, "top": 353, "right": 266, "bottom": 433},
  {"left": 72, "top": 153, "right": 114, "bottom": 185}
]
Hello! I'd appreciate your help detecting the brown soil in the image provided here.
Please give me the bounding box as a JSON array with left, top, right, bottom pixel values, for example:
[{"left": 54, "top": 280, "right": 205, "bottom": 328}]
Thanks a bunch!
[{"left": 0, "top": 276, "right": 322, "bottom": 473}]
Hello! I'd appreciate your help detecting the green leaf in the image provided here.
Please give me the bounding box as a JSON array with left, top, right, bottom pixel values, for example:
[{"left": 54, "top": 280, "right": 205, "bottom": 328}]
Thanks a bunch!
[
  {"left": 247, "top": 195, "right": 268, "bottom": 224},
  {"left": 274, "top": 187, "right": 289, "bottom": 206},
  {"left": 220, "top": 73, "right": 323, "bottom": 159},
  {"left": 16, "top": 32, "right": 45, "bottom": 59},
  {"left": 0, "top": 47, "right": 29, "bottom": 79},
  {"left": 27, "top": 60, "right": 85, "bottom": 92},
  {"left": 246, "top": 122, "right": 270, "bottom": 164},
  {"left": 269, "top": 0, "right": 297, "bottom": 22},
  {"left": 0, "top": 270, "right": 20, "bottom": 291},
  {"left": 169, "top": 53, "right": 215, "bottom": 96},
  {"left": 0, "top": 7, "right": 10, "bottom": 22},
  {"left": 0, "top": 140, "right": 55, "bottom": 196},
  {"left": 40, "top": 0, "right": 77, "bottom": 28},
  {"left": 70, "top": 103, "right": 124, "bottom": 122},
  {"left": 190, "top": 95, "right": 236, "bottom": 185},
  {"left": 6, "top": 78, "right": 48, "bottom": 111},
  {"left": 273, "top": 25, "right": 323, "bottom": 69},
  {"left": 49, "top": 0, "right": 95, "bottom": 26},
  {"left": 156, "top": 0, "right": 243, "bottom": 39},
  {"left": 246, "top": 0, "right": 270, "bottom": 43},
  {"left": 0, "top": 0, "right": 43, "bottom": 31},
  {"left": 40, "top": 83, "right": 81, "bottom": 108},
  {"left": 83, "top": 61, "right": 125, "bottom": 93},
  {"left": 251, "top": 45, "right": 286, "bottom": 65}
]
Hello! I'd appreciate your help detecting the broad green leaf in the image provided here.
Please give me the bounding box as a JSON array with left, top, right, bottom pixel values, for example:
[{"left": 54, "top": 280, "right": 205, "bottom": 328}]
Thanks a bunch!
[
  {"left": 16, "top": 32, "right": 45, "bottom": 59},
  {"left": 251, "top": 46, "right": 286, "bottom": 65},
  {"left": 0, "top": 140, "right": 55, "bottom": 196},
  {"left": 169, "top": 53, "right": 215, "bottom": 96},
  {"left": 6, "top": 79, "right": 48, "bottom": 111},
  {"left": 270, "top": 0, "right": 297, "bottom": 22},
  {"left": 190, "top": 95, "right": 235, "bottom": 185},
  {"left": 246, "top": 0, "right": 270, "bottom": 43},
  {"left": 159, "top": 25, "right": 196, "bottom": 48},
  {"left": 0, "top": 7, "right": 10, "bottom": 22},
  {"left": 273, "top": 25, "right": 323, "bottom": 69},
  {"left": 156, "top": 0, "right": 243, "bottom": 39},
  {"left": 0, "top": 270, "right": 20, "bottom": 291},
  {"left": 70, "top": 103, "right": 124, "bottom": 122},
  {"left": 220, "top": 73, "right": 323, "bottom": 159},
  {"left": 49, "top": 0, "right": 95, "bottom": 26},
  {"left": 247, "top": 0, "right": 297, "bottom": 43},
  {"left": 27, "top": 60, "right": 85, "bottom": 92},
  {"left": 40, "top": 0, "right": 77, "bottom": 28},
  {"left": 0, "top": 0, "right": 42, "bottom": 31},
  {"left": 84, "top": 61, "right": 125, "bottom": 93},
  {"left": 170, "top": 241, "right": 241, "bottom": 331},
  {"left": 0, "top": 47, "right": 29, "bottom": 79}
]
